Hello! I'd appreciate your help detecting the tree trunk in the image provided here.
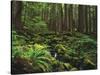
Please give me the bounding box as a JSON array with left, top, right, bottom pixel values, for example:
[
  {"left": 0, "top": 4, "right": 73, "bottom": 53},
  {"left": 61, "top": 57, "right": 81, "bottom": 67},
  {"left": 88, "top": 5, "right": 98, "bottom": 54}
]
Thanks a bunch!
[
  {"left": 11, "top": 1, "right": 23, "bottom": 32},
  {"left": 78, "top": 5, "right": 85, "bottom": 33},
  {"left": 85, "top": 6, "right": 88, "bottom": 33},
  {"left": 69, "top": 5, "right": 73, "bottom": 32}
]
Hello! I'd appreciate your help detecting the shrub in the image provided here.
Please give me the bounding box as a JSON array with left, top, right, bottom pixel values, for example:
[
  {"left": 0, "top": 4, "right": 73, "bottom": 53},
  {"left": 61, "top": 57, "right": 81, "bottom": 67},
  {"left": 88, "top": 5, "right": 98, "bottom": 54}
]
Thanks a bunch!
[{"left": 12, "top": 44, "right": 53, "bottom": 73}]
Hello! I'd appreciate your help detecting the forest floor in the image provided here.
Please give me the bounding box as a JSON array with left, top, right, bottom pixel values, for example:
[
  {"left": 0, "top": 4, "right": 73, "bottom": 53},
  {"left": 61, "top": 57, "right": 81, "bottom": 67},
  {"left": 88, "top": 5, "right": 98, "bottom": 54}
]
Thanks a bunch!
[{"left": 12, "top": 32, "right": 97, "bottom": 74}]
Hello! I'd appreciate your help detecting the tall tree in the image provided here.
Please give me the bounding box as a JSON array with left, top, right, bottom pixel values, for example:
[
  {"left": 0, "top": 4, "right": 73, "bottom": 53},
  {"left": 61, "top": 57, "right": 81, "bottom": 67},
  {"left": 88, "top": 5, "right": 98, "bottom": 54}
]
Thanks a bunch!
[
  {"left": 85, "top": 5, "right": 88, "bottom": 33},
  {"left": 69, "top": 5, "right": 73, "bottom": 32},
  {"left": 60, "top": 4, "right": 64, "bottom": 33},
  {"left": 78, "top": 5, "right": 85, "bottom": 33},
  {"left": 64, "top": 4, "right": 68, "bottom": 32},
  {"left": 88, "top": 6, "right": 92, "bottom": 33},
  {"left": 93, "top": 6, "right": 97, "bottom": 33},
  {"left": 11, "top": 1, "right": 23, "bottom": 33}
]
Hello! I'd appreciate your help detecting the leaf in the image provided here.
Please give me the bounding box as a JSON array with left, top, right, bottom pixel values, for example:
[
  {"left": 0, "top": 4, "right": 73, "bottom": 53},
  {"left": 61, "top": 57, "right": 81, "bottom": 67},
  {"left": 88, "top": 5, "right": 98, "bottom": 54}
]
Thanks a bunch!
[{"left": 63, "top": 63, "right": 73, "bottom": 70}]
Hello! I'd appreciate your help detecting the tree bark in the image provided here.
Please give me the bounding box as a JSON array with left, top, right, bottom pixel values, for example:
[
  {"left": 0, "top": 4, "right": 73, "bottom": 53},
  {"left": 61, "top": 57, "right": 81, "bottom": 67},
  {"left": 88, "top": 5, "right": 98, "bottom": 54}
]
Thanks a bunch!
[{"left": 11, "top": 1, "right": 23, "bottom": 33}]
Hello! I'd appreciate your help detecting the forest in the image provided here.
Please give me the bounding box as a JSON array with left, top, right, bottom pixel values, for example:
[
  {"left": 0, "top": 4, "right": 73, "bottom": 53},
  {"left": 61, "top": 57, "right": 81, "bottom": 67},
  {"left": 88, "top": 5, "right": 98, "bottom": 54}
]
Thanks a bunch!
[{"left": 11, "top": 1, "right": 97, "bottom": 74}]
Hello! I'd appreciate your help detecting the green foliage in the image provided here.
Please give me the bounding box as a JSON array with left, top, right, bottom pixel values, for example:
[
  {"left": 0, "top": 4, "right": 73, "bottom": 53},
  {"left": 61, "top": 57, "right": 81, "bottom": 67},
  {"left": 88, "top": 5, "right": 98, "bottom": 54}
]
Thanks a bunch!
[
  {"left": 12, "top": 31, "right": 26, "bottom": 59},
  {"left": 29, "top": 48, "right": 52, "bottom": 72},
  {"left": 33, "top": 43, "right": 47, "bottom": 50},
  {"left": 12, "top": 31, "right": 97, "bottom": 73},
  {"left": 74, "top": 36, "right": 96, "bottom": 51},
  {"left": 12, "top": 32, "right": 53, "bottom": 73},
  {"left": 22, "top": 2, "right": 48, "bottom": 32},
  {"left": 12, "top": 45, "right": 53, "bottom": 72},
  {"left": 24, "top": 16, "right": 48, "bottom": 33},
  {"left": 63, "top": 63, "right": 73, "bottom": 70},
  {"left": 70, "top": 68, "right": 78, "bottom": 71},
  {"left": 55, "top": 44, "right": 67, "bottom": 55},
  {"left": 12, "top": 1, "right": 97, "bottom": 73}
]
